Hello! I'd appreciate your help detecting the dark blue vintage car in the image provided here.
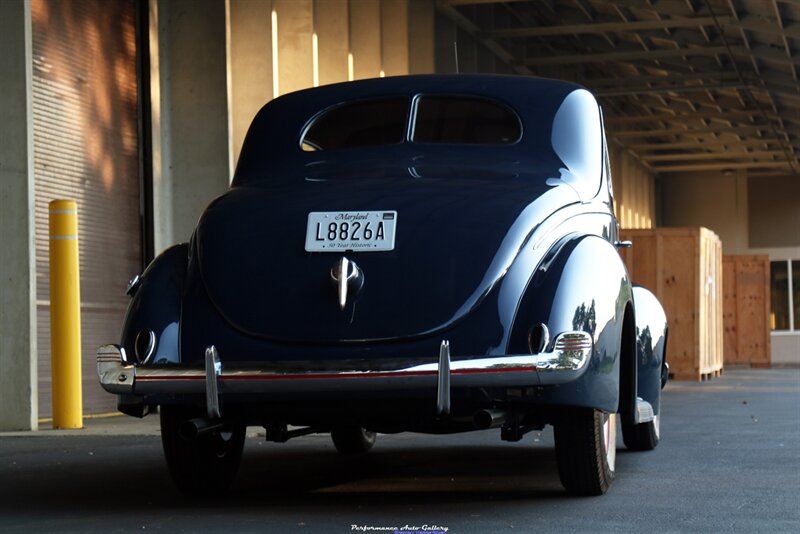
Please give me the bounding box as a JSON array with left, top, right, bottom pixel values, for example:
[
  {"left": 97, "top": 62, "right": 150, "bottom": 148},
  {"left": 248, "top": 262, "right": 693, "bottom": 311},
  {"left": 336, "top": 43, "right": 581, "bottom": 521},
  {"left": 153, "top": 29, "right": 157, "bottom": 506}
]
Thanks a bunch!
[{"left": 98, "top": 74, "right": 668, "bottom": 496}]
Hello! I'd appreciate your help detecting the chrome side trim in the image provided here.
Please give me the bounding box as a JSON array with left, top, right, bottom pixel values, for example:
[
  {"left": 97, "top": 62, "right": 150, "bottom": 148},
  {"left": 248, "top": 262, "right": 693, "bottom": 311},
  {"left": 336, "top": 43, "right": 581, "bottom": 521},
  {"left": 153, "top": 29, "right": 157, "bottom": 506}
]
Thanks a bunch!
[
  {"left": 205, "top": 345, "right": 222, "bottom": 418},
  {"left": 96, "top": 330, "right": 592, "bottom": 396},
  {"left": 437, "top": 340, "right": 451, "bottom": 415}
]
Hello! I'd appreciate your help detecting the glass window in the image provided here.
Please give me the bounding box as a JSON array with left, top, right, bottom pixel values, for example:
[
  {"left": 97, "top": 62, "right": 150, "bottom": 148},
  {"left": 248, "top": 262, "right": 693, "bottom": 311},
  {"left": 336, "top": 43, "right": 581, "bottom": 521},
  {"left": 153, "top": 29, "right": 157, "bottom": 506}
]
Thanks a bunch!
[
  {"left": 771, "top": 261, "right": 790, "bottom": 330},
  {"left": 412, "top": 96, "right": 521, "bottom": 145},
  {"left": 794, "top": 261, "right": 800, "bottom": 330},
  {"left": 301, "top": 97, "right": 408, "bottom": 151}
]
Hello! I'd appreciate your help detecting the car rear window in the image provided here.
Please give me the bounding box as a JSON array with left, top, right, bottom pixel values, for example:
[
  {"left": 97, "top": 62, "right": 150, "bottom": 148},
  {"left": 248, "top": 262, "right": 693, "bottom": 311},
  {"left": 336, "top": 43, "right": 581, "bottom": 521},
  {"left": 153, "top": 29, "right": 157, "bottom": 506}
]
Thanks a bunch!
[
  {"left": 301, "top": 97, "right": 409, "bottom": 151},
  {"left": 412, "top": 96, "right": 521, "bottom": 144}
]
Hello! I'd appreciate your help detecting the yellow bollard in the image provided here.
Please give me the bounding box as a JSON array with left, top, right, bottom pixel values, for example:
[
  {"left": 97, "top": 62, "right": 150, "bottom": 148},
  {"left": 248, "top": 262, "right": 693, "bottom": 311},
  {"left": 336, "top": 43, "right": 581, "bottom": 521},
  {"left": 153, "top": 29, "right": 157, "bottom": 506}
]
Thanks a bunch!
[{"left": 49, "top": 199, "right": 83, "bottom": 429}]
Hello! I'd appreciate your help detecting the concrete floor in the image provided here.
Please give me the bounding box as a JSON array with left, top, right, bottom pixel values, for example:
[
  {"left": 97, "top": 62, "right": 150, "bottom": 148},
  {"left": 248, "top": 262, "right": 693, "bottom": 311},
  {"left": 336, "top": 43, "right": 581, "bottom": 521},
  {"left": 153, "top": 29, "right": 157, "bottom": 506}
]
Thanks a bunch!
[{"left": 1, "top": 368, "right": 798, "bottom": 533}]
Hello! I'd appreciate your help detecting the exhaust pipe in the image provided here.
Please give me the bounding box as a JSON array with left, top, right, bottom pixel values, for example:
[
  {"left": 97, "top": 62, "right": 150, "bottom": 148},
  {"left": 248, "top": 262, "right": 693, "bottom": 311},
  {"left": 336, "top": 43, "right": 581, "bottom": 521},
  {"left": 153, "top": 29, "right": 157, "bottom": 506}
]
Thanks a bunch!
[
  {"left": 180, "top": 417, "right": 225, "bottom": 440},
  {"left": 473, "top": 409, "right": 508, "bottom": 430}
]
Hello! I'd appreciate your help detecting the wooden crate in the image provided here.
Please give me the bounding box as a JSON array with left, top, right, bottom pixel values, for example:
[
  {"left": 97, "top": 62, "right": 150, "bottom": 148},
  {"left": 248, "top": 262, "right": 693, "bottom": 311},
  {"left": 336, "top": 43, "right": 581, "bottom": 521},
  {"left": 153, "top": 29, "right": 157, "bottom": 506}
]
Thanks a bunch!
[
  {"left": 722, "top": 255, "right": 772, "bottom": 367},
  {"left": 619, "top": 227, "right": 724, "bottom": 381}
]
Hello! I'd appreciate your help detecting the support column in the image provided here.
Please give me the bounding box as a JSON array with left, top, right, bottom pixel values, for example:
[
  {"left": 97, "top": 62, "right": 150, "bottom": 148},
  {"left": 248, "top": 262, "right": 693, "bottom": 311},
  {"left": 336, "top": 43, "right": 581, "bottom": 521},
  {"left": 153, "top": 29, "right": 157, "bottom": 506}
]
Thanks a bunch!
[
  {"left": 228, "top": 0, "right": 274, "bottom": 167},
  {"left": 350, "top": 0, "right": 381, "bottom": 80},
  {"left": 316, "top": 0, "right": 349, "bottom": 87},
  {"left": 275, "top": 0, "right": 314, "bottom": 95},
  {"left": 0, "top": 0, "right": 38, "bottom": 431},
  {"left": 151, "top": 0, "right": 231, "bottom": 254},
  {"left": 408, "top": 0, "right": 435, "bottom": 74},
  {"left": 382, "top": 0, "right": 409, "bottom": 77}
]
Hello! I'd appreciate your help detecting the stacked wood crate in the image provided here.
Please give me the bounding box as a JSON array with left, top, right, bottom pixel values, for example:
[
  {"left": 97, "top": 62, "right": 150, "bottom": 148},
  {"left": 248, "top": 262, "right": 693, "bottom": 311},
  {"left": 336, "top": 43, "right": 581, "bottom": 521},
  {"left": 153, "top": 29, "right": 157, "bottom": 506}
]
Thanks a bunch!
[
  {"left": 722, "top": 255, "right": 771, "bottom": 367},
  {"left": 619, "top": 227, "right": 724, "bottom": 381}
]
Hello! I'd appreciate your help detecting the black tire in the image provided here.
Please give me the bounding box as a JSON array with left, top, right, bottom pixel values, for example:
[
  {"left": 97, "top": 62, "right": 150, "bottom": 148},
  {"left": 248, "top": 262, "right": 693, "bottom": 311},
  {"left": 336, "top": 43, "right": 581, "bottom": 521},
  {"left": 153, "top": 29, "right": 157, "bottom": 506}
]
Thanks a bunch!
[
  {"left": 622, "top": 414, "right": 660, "bottom": 451},
  {"left": 331, "top": 426, "right": 376, "bottom": 455},
  {"left": 554, "top": 409, "right": 616, "bottom": 496},
  {"left": 160, "top": 405, "right": 246, "bottom": 496}
]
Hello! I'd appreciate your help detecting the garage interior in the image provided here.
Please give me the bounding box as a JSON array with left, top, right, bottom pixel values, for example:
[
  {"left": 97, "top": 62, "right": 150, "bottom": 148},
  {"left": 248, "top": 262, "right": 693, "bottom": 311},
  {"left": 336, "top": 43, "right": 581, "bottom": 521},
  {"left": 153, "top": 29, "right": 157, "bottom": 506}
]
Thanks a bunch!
[
  {"left": 439, "top": 0, "right": 798, "bottom": 171},
  {"left": 1, "top": 0, "right": 798, "bottom": 430}
]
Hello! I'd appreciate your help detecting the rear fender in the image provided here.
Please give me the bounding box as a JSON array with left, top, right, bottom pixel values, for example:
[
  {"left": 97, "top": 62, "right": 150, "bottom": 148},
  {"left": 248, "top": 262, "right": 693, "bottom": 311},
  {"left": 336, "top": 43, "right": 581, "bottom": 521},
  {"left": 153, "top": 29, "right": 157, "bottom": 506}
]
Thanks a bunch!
[
  {"left": 632, "top": 285, "right": 668, "bottom": 415},
  {"left": 510, "top": 235, "right": 632, "bottom": 412},
  {"left": 120, "top": 244, "right": 188, "bottom": 365}
]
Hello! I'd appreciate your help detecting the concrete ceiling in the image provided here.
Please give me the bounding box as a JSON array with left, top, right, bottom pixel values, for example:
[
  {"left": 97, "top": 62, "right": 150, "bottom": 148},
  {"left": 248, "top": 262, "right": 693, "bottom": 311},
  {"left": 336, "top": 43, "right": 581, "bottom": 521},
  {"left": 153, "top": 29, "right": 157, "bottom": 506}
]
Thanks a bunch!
[{"left": 437, "top": 0, "right": 800, "bottom": 175}]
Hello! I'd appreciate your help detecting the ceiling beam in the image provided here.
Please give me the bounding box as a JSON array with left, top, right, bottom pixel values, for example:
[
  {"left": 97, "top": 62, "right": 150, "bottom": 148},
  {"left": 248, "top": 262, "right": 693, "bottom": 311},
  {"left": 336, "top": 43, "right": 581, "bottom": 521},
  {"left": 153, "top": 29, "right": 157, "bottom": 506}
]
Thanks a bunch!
[
  {"left": 770, "top": 1, "right": 798, "bottom": 82},
  {"left": 610, "top": 124, "right": 782, "bottom": 137},
  {"left": 609, "top": 0, "right": 729, "bottom": 18},
  {"left": 490, "top": 16, "right": 726, "bottom": 38},
  {"left": 737, "top": 15, "right": 800, "bottom": 40},
  {"left": 768, "top": 88, "right": 800, "bottom": 101},
  {"left": 756, "top": 71, "right": 800, "bottom": 94},
  {"left": 654, "top": 161, "right": 793, "bottom": 172},
  {"left": 583, "top": 72, "right": 742, "bottom": 87},
  {"left": 485, "top": 13, "right": 800, "bottom": 42},
  {"left": 626, "top": 139, "right": 784, "bottom": 150},
  {"left": 442, "top": 0, "right": 528, "bottom": 5},
  {"left": 749, "top": 45, "right": 799, "bottom": 67},
  {"left": 641, "top": 150, "right": 787, "bottom": 162},
  {"left": 604, "top": 110, "right": 777, "bottom": 124},
  {"left": 521, "top": 46, "right": 740, "bottom": 66},
  {"left": 610, "top": 112, "right": 800, "bottom": 127},
  {"left": 595, "top": 83, "right": 748, "bottom": 96}
]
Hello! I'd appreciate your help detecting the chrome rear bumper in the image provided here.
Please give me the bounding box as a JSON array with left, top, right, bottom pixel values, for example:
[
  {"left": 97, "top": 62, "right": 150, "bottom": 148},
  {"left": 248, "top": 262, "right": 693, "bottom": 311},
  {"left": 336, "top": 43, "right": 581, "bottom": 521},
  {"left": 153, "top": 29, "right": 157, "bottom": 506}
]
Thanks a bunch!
[{"left": 97, "top": 332, "right": 592, "bottom": 401}]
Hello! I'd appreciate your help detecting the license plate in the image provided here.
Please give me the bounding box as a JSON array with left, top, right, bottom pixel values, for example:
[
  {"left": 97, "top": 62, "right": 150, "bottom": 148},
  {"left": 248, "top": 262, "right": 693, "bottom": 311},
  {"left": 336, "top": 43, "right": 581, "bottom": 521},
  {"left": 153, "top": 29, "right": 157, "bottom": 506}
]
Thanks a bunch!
[{"left": 305, "top": 211, "right": 397, "bottom": 252}]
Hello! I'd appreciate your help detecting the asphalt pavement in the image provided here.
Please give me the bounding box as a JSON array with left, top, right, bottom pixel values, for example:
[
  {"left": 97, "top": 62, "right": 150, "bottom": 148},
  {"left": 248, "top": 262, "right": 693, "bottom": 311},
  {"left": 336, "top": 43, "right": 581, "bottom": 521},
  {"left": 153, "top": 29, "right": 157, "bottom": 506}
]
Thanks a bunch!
[{"left": 1, "top": 368, "right": 798, "bottom": 533}]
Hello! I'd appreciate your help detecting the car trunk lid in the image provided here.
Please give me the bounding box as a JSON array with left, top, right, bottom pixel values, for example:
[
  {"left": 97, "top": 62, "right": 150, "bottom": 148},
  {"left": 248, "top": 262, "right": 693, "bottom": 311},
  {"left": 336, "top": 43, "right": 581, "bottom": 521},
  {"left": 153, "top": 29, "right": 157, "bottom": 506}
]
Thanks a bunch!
[{"left": 194, "top": 167, "right": 577, "bottom": 343}]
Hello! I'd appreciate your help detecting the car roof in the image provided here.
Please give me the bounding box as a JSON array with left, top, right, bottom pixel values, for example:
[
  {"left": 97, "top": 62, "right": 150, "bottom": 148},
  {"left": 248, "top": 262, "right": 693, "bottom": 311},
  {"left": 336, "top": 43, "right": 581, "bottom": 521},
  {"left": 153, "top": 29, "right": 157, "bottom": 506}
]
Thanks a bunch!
[{"left": 234, "top": 74, "right": 593, "bottom": 185}]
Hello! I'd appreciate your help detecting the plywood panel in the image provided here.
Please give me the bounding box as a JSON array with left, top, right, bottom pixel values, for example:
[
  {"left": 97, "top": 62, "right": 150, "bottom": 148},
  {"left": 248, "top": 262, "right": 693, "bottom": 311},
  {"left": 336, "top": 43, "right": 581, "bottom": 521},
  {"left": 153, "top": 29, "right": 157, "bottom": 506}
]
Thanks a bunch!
[
  {"left": 698, "top": 227, "right": 723, "bottom": 375},
  {"left": 621, "top": 227, "right": 724, "bottom": 381},
  {"left": 636, "top": 234, "right": 659, "bottom": 291},
  {"left": 662, "top": 233, "right": 700, "bottom": 378},
  {"left": 723, "top": 255, "right": 771, "bottom": 367},
  {"left": 737, "top": 259, "right": 770, "bottom": 366},
  {"left": 723, "top": 257, "right": 739, "bottom": 363}
]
